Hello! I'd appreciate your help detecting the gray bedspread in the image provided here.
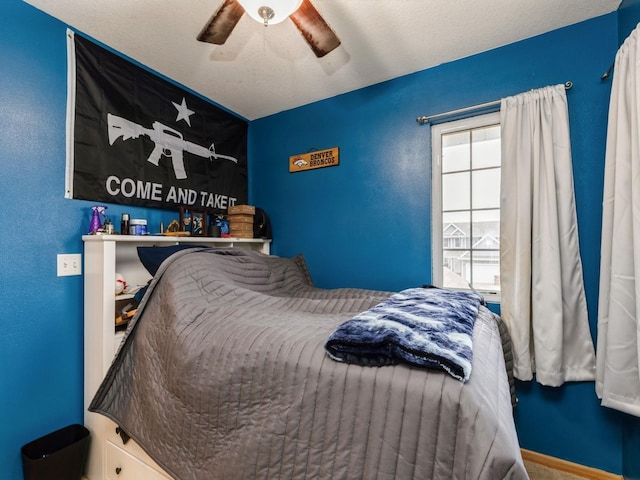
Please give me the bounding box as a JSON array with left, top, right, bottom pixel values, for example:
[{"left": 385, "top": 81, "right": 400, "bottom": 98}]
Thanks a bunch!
[{"left": 90, "top": 248, "right": 528, "bottom": 480}]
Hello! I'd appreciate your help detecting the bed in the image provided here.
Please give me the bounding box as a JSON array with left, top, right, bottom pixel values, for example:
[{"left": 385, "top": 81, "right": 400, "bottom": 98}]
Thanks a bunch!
[{"left": 89, "top": 247, "right": 528, "bottom": 480}]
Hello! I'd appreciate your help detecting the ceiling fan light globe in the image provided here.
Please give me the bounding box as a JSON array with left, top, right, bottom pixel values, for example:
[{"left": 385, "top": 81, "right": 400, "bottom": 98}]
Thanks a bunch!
[
  {"left": 258, "top": 6, "right": 275, "bottom": 23},
  {"left": 238, "top": 0, "right": 303, "bottom": 25}
]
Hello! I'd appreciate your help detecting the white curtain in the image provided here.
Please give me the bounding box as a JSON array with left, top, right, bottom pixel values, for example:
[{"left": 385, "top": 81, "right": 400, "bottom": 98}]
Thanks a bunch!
[
  {"left": 500, "top": 85, "right": 596, "bottom": 386},
  {"left": 596, "top": 24, "right": 640, "bottom": 417}
]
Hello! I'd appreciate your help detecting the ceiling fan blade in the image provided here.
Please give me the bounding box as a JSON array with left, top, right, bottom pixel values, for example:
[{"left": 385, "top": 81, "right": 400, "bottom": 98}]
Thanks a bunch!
[
  {"left": 197, "top": 0, "right": 245, "bottom": 45},
  {"left": 289, "top": 0, "right": 341, "bottom": 58}
]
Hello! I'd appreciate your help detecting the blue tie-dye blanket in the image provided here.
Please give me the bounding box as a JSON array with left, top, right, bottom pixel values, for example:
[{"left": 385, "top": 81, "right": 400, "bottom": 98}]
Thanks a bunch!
[{"left": 324, "top": 287, "right": 483, "bottom": 382}]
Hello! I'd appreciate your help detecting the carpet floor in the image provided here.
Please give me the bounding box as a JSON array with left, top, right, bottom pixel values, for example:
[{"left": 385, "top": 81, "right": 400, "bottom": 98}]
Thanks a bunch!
[{"left": 524, "top": 460, "right": 601, "bottom": 480}]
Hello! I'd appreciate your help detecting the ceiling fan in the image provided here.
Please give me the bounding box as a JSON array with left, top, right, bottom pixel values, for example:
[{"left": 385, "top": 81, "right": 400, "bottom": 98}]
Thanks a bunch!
[{"left": 197, "top": 0, "right": 341, "bottom": 58}]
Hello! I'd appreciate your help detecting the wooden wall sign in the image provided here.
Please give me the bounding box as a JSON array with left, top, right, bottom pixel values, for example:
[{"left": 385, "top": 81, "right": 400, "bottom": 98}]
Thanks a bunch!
[{"left": 289, "top": 147, "right": 339, "bottom": 173}]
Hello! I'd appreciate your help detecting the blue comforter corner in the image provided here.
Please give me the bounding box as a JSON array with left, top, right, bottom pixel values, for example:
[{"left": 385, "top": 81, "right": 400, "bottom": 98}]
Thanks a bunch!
[{"left": 324, "top": 287, "right": 483, "bottom": 381}]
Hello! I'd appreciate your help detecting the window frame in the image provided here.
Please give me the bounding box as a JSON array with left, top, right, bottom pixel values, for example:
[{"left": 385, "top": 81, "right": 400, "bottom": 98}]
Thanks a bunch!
[{"left": 431, "top": 111, "right": 501, "bottom": 303}]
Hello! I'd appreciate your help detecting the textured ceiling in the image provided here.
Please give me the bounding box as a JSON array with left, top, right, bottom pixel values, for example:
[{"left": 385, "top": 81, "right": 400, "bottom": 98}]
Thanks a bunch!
[{"left": 24, "top": 0, "right": 621, "bottom": 120}]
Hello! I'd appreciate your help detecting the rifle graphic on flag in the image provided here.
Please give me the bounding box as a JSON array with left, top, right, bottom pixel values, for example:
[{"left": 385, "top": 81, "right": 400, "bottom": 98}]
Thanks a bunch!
[{"left": 107, "top": 113, "right": 238, "bottom": 180}]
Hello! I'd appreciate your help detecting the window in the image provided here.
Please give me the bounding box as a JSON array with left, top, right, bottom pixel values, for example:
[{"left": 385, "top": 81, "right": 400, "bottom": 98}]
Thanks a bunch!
[{"left": 431, "top": 112, "right": 501, "bottom": 299}]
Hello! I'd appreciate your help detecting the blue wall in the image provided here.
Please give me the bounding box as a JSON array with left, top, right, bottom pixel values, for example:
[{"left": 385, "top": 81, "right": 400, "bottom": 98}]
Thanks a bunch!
[
  {"left": 0, "top": 0, "right": 633, "bottom": 477},
  {"left": 250, "top": 13, "right": 625, "bottom": 474},
  {"left": 0, "top": 2, "right": 212, "bottom": 478},
  {"left": 619, "top": 0, "right": 640, "bottom": 43},
  {"left": 1, "top": 4, "right": 85, "bottom": 478}
]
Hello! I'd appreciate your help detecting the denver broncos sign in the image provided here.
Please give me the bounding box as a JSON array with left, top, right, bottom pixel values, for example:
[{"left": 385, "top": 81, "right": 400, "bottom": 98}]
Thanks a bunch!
[{"left": 289, "top": 147, "right": 339, "bottom": 173}]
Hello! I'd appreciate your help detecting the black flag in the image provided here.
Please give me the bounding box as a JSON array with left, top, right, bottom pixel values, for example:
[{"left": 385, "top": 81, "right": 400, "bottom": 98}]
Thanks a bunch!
[{"left": 66, "top": 31, "right": 247, "bottom": 213}]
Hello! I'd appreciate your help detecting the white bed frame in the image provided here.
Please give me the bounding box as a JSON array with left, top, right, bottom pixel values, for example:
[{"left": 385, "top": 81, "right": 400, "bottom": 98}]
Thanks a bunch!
[{"left": 82, "top": 235, "right": 270, "bottom": 480}]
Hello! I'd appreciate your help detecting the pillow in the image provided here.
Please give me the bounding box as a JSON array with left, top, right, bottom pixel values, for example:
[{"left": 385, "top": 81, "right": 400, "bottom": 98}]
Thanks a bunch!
[
  {"left": 137, "top": 245, "right": 207, "bottom": 276},
  {"left": 292, "top": 253, "right": 314, "bottom": 287}
]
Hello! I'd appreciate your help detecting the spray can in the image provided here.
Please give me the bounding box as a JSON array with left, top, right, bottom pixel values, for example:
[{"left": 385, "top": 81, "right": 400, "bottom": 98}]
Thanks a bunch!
[{"left": 121, "top": 213, "right": 130, "bottom": 235}]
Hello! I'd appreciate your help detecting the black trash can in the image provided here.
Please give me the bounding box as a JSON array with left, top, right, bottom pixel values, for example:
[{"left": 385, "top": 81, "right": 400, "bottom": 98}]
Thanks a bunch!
[{"left": 21, "top": 424, "right": 90, "bottom": 480}]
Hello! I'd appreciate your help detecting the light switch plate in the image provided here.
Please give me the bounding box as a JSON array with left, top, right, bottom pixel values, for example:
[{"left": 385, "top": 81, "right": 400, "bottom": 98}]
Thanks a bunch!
[{"left": 57, "top": 253, "right": 82, "bottom": 276}]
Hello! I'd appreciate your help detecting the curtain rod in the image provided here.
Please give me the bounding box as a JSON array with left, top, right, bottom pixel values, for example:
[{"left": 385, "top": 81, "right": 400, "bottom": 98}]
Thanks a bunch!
[{"left": 416, "top": 81, "right": 573, "bottom": 125}]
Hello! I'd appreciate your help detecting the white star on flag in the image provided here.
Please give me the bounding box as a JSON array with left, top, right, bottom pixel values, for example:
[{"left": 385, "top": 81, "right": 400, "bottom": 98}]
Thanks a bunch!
[{"left": 173, "top": 97, "right": 195, "bottom": 126}]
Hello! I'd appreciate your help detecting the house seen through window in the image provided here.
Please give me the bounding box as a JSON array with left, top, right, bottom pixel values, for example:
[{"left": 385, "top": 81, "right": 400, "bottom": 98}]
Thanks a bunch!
[{"left": 431, "top": 112, "right": 501, "bottom": 298}]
